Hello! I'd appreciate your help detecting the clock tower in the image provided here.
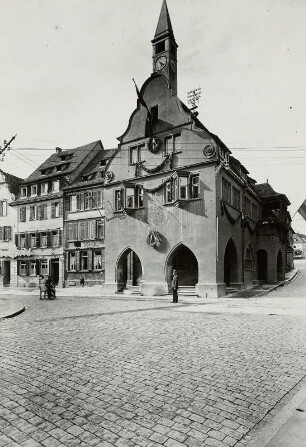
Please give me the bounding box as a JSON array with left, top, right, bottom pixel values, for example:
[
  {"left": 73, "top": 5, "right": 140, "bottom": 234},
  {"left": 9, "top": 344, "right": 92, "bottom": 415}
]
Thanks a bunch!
[{"left": 152, "top": 0, "right": 178, "bottom": 96}]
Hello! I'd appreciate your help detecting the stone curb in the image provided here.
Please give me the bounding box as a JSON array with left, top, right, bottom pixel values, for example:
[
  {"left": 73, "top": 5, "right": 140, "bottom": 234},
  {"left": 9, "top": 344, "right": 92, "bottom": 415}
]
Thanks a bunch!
[
  {"left": 253, "top": 268, "right": 300, "bottom": 298},
  {"left": 246, "top": 384, "right": 306, "bottom": 447},
  {"left": 0, "top": 305, "right": 25, "bottom": 320}
]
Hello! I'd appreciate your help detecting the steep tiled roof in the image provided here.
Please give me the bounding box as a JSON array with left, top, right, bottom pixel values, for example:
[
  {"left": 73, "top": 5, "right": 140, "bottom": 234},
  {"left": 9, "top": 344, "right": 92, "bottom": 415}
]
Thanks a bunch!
[
  {"left": 255, "top": 182, "right": 290, "bottom": 205},
  {"left": 23, "top": 141, "right": 101, "bottom": 183}
]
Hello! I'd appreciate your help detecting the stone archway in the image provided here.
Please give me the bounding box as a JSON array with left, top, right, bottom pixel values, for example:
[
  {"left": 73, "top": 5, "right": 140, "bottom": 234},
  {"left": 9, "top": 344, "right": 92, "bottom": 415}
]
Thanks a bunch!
[
  {"left": 257, "top": 249, "right": 268, "bottom": 281},
  {"left": 224, "top": 238, "right": 238, "bottom": 286},
  {"left": 166, "top": 244, "right": 198, "bottom": 287},
  {"left": 116, "top": 248, "right": 142, "bottom": 292}
]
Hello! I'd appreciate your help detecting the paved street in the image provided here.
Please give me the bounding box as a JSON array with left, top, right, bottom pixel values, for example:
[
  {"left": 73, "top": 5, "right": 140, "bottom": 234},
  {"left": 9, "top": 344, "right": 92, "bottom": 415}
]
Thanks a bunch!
[{"left": 0, "top": 263, "right": 305, "bottom": 447}]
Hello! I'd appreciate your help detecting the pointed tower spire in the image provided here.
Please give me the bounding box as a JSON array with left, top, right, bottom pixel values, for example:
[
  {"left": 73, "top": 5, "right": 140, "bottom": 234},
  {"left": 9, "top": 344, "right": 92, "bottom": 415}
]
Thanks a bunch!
[
  {"left": 154, "top": 0, "right": 175, "bottom": 42},
  {"left": 152, "top": 0, "right": 178, "bottom": 95}
]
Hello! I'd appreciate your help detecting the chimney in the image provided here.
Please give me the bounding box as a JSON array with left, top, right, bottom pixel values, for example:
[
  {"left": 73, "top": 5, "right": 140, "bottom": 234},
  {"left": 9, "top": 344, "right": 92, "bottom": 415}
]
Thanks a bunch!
[{"left": 56, "top": 147, "right": 62, "bottom": 154}]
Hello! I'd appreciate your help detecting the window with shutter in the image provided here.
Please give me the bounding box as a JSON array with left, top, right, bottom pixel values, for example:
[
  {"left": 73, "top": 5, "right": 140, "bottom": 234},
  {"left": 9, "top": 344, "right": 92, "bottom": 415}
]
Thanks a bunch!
[
  {"left": 87, "top": 250, "right": 93, "bottom": 271},
  {"left": 58, "top": 229, "right": 62, "bottom": 246},
  {"left": 19, "top": 207, "right": 26, "bottom": 222},
  {"left": 0, "top": 201, "right": 7, "bottom": 216},
  {"left": 0, "top": 227, "right": 3, "bottom": 240},
  {"left": 96, "top": 219, "right": 105, "bottom": 239},
  {"left": 67, "top": 222, "right": 78, "bottom": 241},
  {"left": 93, "top": 251, "right": 102, "bottom": 270},
  {"left": 36, "top": 233, "right": 40, "bottom": 248},
  {"left": 77, "top": 192, "right": 85, "bottom": 210},
  {"left": 92, "top": 189, "right": 103, "bottom": 208},
  {"left": 30, "top": 233, "right": 37, "bottom": 248},
  {"left": 15, "top": 234, "right": 19, "bottom": 248}
]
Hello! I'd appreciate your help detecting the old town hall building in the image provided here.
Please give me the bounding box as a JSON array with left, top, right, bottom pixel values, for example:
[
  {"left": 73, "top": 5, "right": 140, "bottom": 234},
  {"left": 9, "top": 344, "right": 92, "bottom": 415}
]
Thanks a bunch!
[{"left": 102, "top": 0, "right": 293, "bottom": 298}]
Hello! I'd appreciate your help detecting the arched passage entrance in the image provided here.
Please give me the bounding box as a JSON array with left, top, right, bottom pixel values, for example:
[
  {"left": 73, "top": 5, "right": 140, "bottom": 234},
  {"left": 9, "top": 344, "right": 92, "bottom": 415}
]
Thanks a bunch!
[
  {"left": 116, "top": 248, "right": 142, "bottom": 292},
  {"left": 166, "top": 244, "right": 198, "bottom": 287},
  {"left": 224, "top": 238, "right": 238, "bottom": 286},
  {"left": 277, "top": 250, "right": 283, "bottom": 281},
  {"left": 257, "top": 249, "right": 268, "bottom": 281}
]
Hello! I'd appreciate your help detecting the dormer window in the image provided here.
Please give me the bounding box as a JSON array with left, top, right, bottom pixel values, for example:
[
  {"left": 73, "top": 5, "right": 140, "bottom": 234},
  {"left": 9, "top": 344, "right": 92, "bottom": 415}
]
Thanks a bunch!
[
  {"left": 20, "top": 187, "right": 27, "bottom": 198},
  {"left": 41, "top": 182, "right": 48, "bottom": 195},
  {"left": 30, "top": 185, "right": 38, "bottom": 197},
  {"left": 52, "top": 180, "right": 60, "bottom": 192}
]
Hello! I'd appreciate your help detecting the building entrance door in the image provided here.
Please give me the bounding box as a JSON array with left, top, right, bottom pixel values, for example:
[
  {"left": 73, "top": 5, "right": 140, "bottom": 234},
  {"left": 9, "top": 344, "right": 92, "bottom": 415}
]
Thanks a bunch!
[
  {"left": 224, "top": 239, "right": 238, "bottom": 286},
  {"left": 166, "top": 244, "right": 198, "bottom": 287},
  {"left": 2, "top": 261, "right": 11, "bottom": 286},
  {"left": 117, "top": 249, "right": 142, "bottom": 292},
  {"left": 50, "top": 259, "right": 59, "bottom": 285},
  {"left": 257, "top": 249, "right": 268, "bottom": 281}
]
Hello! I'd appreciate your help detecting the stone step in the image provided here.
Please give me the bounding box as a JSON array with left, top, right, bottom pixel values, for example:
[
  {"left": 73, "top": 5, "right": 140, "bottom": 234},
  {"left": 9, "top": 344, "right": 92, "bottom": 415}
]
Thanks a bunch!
[{"left": 123, "top": 285, "right": 142, "bottom": 295}]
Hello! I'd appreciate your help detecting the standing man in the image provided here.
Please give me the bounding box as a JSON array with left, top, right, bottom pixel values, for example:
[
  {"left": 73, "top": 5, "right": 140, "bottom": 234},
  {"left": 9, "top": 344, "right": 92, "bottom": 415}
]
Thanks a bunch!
[{"left": 172, "top": 269, "right": 178, "bottom": 303}]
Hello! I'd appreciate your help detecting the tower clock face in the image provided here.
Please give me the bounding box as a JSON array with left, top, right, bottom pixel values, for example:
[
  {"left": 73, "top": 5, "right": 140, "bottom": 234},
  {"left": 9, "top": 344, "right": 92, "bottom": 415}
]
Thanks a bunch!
[{"left": 155, "top": 55, "right": 167, "bottom": 71}]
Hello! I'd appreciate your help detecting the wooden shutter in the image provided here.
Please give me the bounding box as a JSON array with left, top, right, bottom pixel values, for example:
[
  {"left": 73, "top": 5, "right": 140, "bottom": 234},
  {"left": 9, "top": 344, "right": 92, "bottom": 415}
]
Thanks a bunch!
[
  {"left": 25, "top": 260, "right": 29, "bottom": 276},
  {"left": 75, "top": 251, "right": 80, "bottom": 272},
  {"left": 58, "top": 229, "right": 62, "bottom": 246},
  {"left": 36, "top": 259, "right": 40, "bottom": 276},
  {"left": 3, "top": 201, "right": 7, "bottom": 216},
  {"left": 51, "top": 203, "right": 55, "bottom": 218},
  {"left": 7, "top": 226, "right": 12, "bottom": 241},
  {"left": 0, "top": 227, "right": 3, "bottom": 240},
  {"left": 59, "top": 202, "right": 63, "bottom": 217},
  {"left": 87, "top": 250, "right": 92, "bottom": 271},
  {"left": 15, "top": 233, "right": 19, "bottom": 248},
  {"left": 17, "top": 260, "right": 20, "bottom": 275},
  {"left": 47, "top": 231, "right": 52, "bottom": 247}
]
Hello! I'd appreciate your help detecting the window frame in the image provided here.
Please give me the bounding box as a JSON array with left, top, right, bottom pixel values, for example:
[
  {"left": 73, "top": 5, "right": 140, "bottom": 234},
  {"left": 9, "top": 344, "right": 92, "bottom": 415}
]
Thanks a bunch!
[
  {"left": 30, "top": 184, "right": 38, "bottom": 197},
  {"left": 51, "top": 180, "right": 60, "bottom": 192},
  {"left": 20, "top": 186, "right": 27, "bottom": 198},
  {"left": 41, "top": 182, "right": 48, "bottom": 195}
]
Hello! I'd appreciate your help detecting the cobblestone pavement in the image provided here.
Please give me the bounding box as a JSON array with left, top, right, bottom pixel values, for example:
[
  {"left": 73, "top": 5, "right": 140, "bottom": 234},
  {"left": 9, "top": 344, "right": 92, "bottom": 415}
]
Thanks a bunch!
[{"left": 0, "top": 270, "right": 305, "bottom": 447}]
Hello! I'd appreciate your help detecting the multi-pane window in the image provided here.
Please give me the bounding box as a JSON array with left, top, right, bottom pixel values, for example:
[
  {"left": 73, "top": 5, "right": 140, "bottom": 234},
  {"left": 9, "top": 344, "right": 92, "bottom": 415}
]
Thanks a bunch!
[
  {"left": 79, "top": 221, "right": 90, "bottom": 240},
  {"left": 38, "top": 204, "right": 48, "bottom": 220},
  {"left": 29, "top": 260, "right": 37, "bottom": 276},
  {"left": 96, "top": 219, "right": 105, "bottom": 239},
  {"left": 19, "top": 207, "right": 26, "bottom": 222},
  {"left": 69, "top": 195, "right": 77, "bottom": 212},
  {"left": 115, "top": 189, "right": 124, "bottom": 212},
  {"left": 164, "top": 173, "right": 200, "bottom": 204},
  {"left": 232, "top": 186, "right": 241, "bottom": 210},
  {"left": 52, "top": 180, "right": 60, "bottom": 192},
  {"left": 30, "top": 233, "right": 37, "bottom": 248},
  {"left": 93, "top": 251, "right": 102, "bottom": 270},
  {"left": 125, "top": 185, "right": 144, "bottom": 209},
  {"left": 179, "top": 177, "right": 188, "bottom": 199},
  {"left": 67, "top": 222, "right": 78, "bottom": 241},
  {"left": 30, "top": 185, "right": 38, "bottom": 196},
  {"left": 20, "top": 187, "right": 27, "bottom": 198},
  {"left": 245, "top": 247, "right": 253, "bottom": 271},
  {"left": 164, "top": 133, "right": 181, "bottom": 155},
  {"left": 0, "top": 226, "right": 12, "bottom": 241},
  {"left": 80, "top": 251, "right": 88, "bottom": 270},
  {"left": 251, "top": 203, "right": 258, "bottom": 221},
  {"left": 52, "top": 230, "right": 59, "bottom": 246},
  {"left": 92, "top": 189, "right": 103, "bottom": 208},
  {"left": 222, "top": 178, "right": 231, "bottom": 203},
  {"left": 191, "top": 175, "right": 200, "bottom": 199},
  {"left": 20, "top": 261, "right": 27, "bottom": 275},
  {"left": 68, "top": 252, "right": 76, "bottom": 271},
  {"left": 30, "top": 205, "right": 38, "bottom": 221},
  {"left": 243, "top": 197, "right": 251, "bottom": 217},
  {"left": 165, "top": 178, "right": 176, "bottom": 203},
  {"left": 51, "top": 202, "right": 62, "bottom": 218},
  {"left": 41, "top": 260, "right": 48, "bottom": 275},
  {"left": 41, "top": 232, "right": 47, "bottom": 247},
  {"left": 129, "top": 144, "right": 143, "bottom": 165},
  {"left": 84, "top": 192, "right": 92, "bottom": 210},
  {"left": 41, "top": 182, "right": 48, "bottom": 195},
  {"left": 20, "top": 234, "right": 26, "bottom": 249},
  {"left": 0, "top": 200, "right": 7, "bottom": 216}
]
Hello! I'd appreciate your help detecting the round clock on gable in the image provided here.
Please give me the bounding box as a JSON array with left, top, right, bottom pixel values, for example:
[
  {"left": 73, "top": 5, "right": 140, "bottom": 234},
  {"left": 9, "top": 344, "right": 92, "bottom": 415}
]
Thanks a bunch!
[{"left": 155, "top": 55, "right": 167, "bottom": 71}]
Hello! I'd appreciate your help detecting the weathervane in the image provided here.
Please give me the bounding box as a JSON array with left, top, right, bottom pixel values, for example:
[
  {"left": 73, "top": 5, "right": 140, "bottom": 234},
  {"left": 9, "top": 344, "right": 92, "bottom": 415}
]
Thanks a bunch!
[{"left": 187, "top": 87, "right": 202, "bottom": 110}]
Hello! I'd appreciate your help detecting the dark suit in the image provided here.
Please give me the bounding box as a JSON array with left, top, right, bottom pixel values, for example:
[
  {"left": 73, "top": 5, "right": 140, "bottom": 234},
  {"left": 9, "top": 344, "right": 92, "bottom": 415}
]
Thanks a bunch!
[{"left": 172, "top": 274, "right": 178, "bottom": 303}]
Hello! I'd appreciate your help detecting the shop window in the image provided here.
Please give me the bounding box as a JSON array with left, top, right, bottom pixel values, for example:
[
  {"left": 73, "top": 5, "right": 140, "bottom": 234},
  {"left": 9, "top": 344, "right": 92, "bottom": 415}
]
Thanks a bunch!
[
  {"left": 52, "top": 180, "right": 60, "bottom": 192},
  {"left": 67, "top": 222, "right": 78, "bottom": 241},
  {"left": 245, "top": 247, "right": 253, "bottom": 271},
  {"left": 41, "top": 260, "right": 48, "bottom": 275},
  {"left": 93, "top": 251, "right": 102, "bottom": 270},
  {"left": 41, "top": 182, "right": 48, "bottom": 195},
  {"left": 19, "top": 207, "right": 26, "bottom": 222},
  {"left": 80, "top": 251, "right": 88, "bottom": 270},
  {"left": 20, "top": 261, "right": 27, "bottom": 276},
  {"left": 129, "top": 144, "right": 143, "bottom": 165},
  {"left": 29, "top": 260, "right": 37, "bottom": 276},
  {"left": 30, "top": 205, "right": 38, "bottom": 221},
  {"left": 0, "top": 200, "right": 7, "bottom": 217},
  {"left": 222, "top": 177, "right": 231, "bottom": 204},
  {"left": 30, "top": 184, "right": 38, "bottom": 197},
  {"left": 68, "top": 252, "right": 76, "bottom": 271},
  {"left": 232, "top": 186, "right": 241, "bottom": 210}
]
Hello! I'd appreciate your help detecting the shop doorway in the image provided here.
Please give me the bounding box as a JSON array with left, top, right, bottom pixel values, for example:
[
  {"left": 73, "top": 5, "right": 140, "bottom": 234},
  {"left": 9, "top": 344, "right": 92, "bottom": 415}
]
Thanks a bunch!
[
  {"left": 50, "top": 259, "right": 59, "bottom": 285},
  {"left": 257, "top": 249, "right": 268, "bottom": 281},
  {"left": 224, "top": 238, "right": 238, "bottom": 286},
  {"left": 166, "top": 244, "right": 198, "bottom": 287},
  {"left": 116, "top": 249, "right": 142, "bottom": 292}
]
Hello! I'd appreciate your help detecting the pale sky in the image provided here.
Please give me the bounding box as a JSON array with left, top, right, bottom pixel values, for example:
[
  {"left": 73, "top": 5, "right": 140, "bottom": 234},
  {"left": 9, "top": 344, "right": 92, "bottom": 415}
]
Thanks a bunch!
[{"left": 1, "top": 0, "right": 306, "bottom": 232}]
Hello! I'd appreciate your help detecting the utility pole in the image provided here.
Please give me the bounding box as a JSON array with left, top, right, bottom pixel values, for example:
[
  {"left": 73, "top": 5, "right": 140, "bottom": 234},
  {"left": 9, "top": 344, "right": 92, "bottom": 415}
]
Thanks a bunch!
[{"left": 0, "top": 134, "right": 17, "bottom": 161}]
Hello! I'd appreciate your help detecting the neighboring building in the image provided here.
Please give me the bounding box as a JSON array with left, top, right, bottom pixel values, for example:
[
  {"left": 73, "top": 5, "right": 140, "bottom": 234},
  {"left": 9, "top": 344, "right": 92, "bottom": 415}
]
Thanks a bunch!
[
  {"left": 102, "top": 0, "right": 293, "bottom": 298},
  {"left": 293, "top": 233, "right": 306, "bottom": 259},
  {"left": 0, "top": 169, "right": 22, "bottom": 287},
  {"left": 10, "top": 142, "right": 103, "bottom": 287},
  {"left": 63, "top": 148, "right": 116, "bottom": 287}
]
